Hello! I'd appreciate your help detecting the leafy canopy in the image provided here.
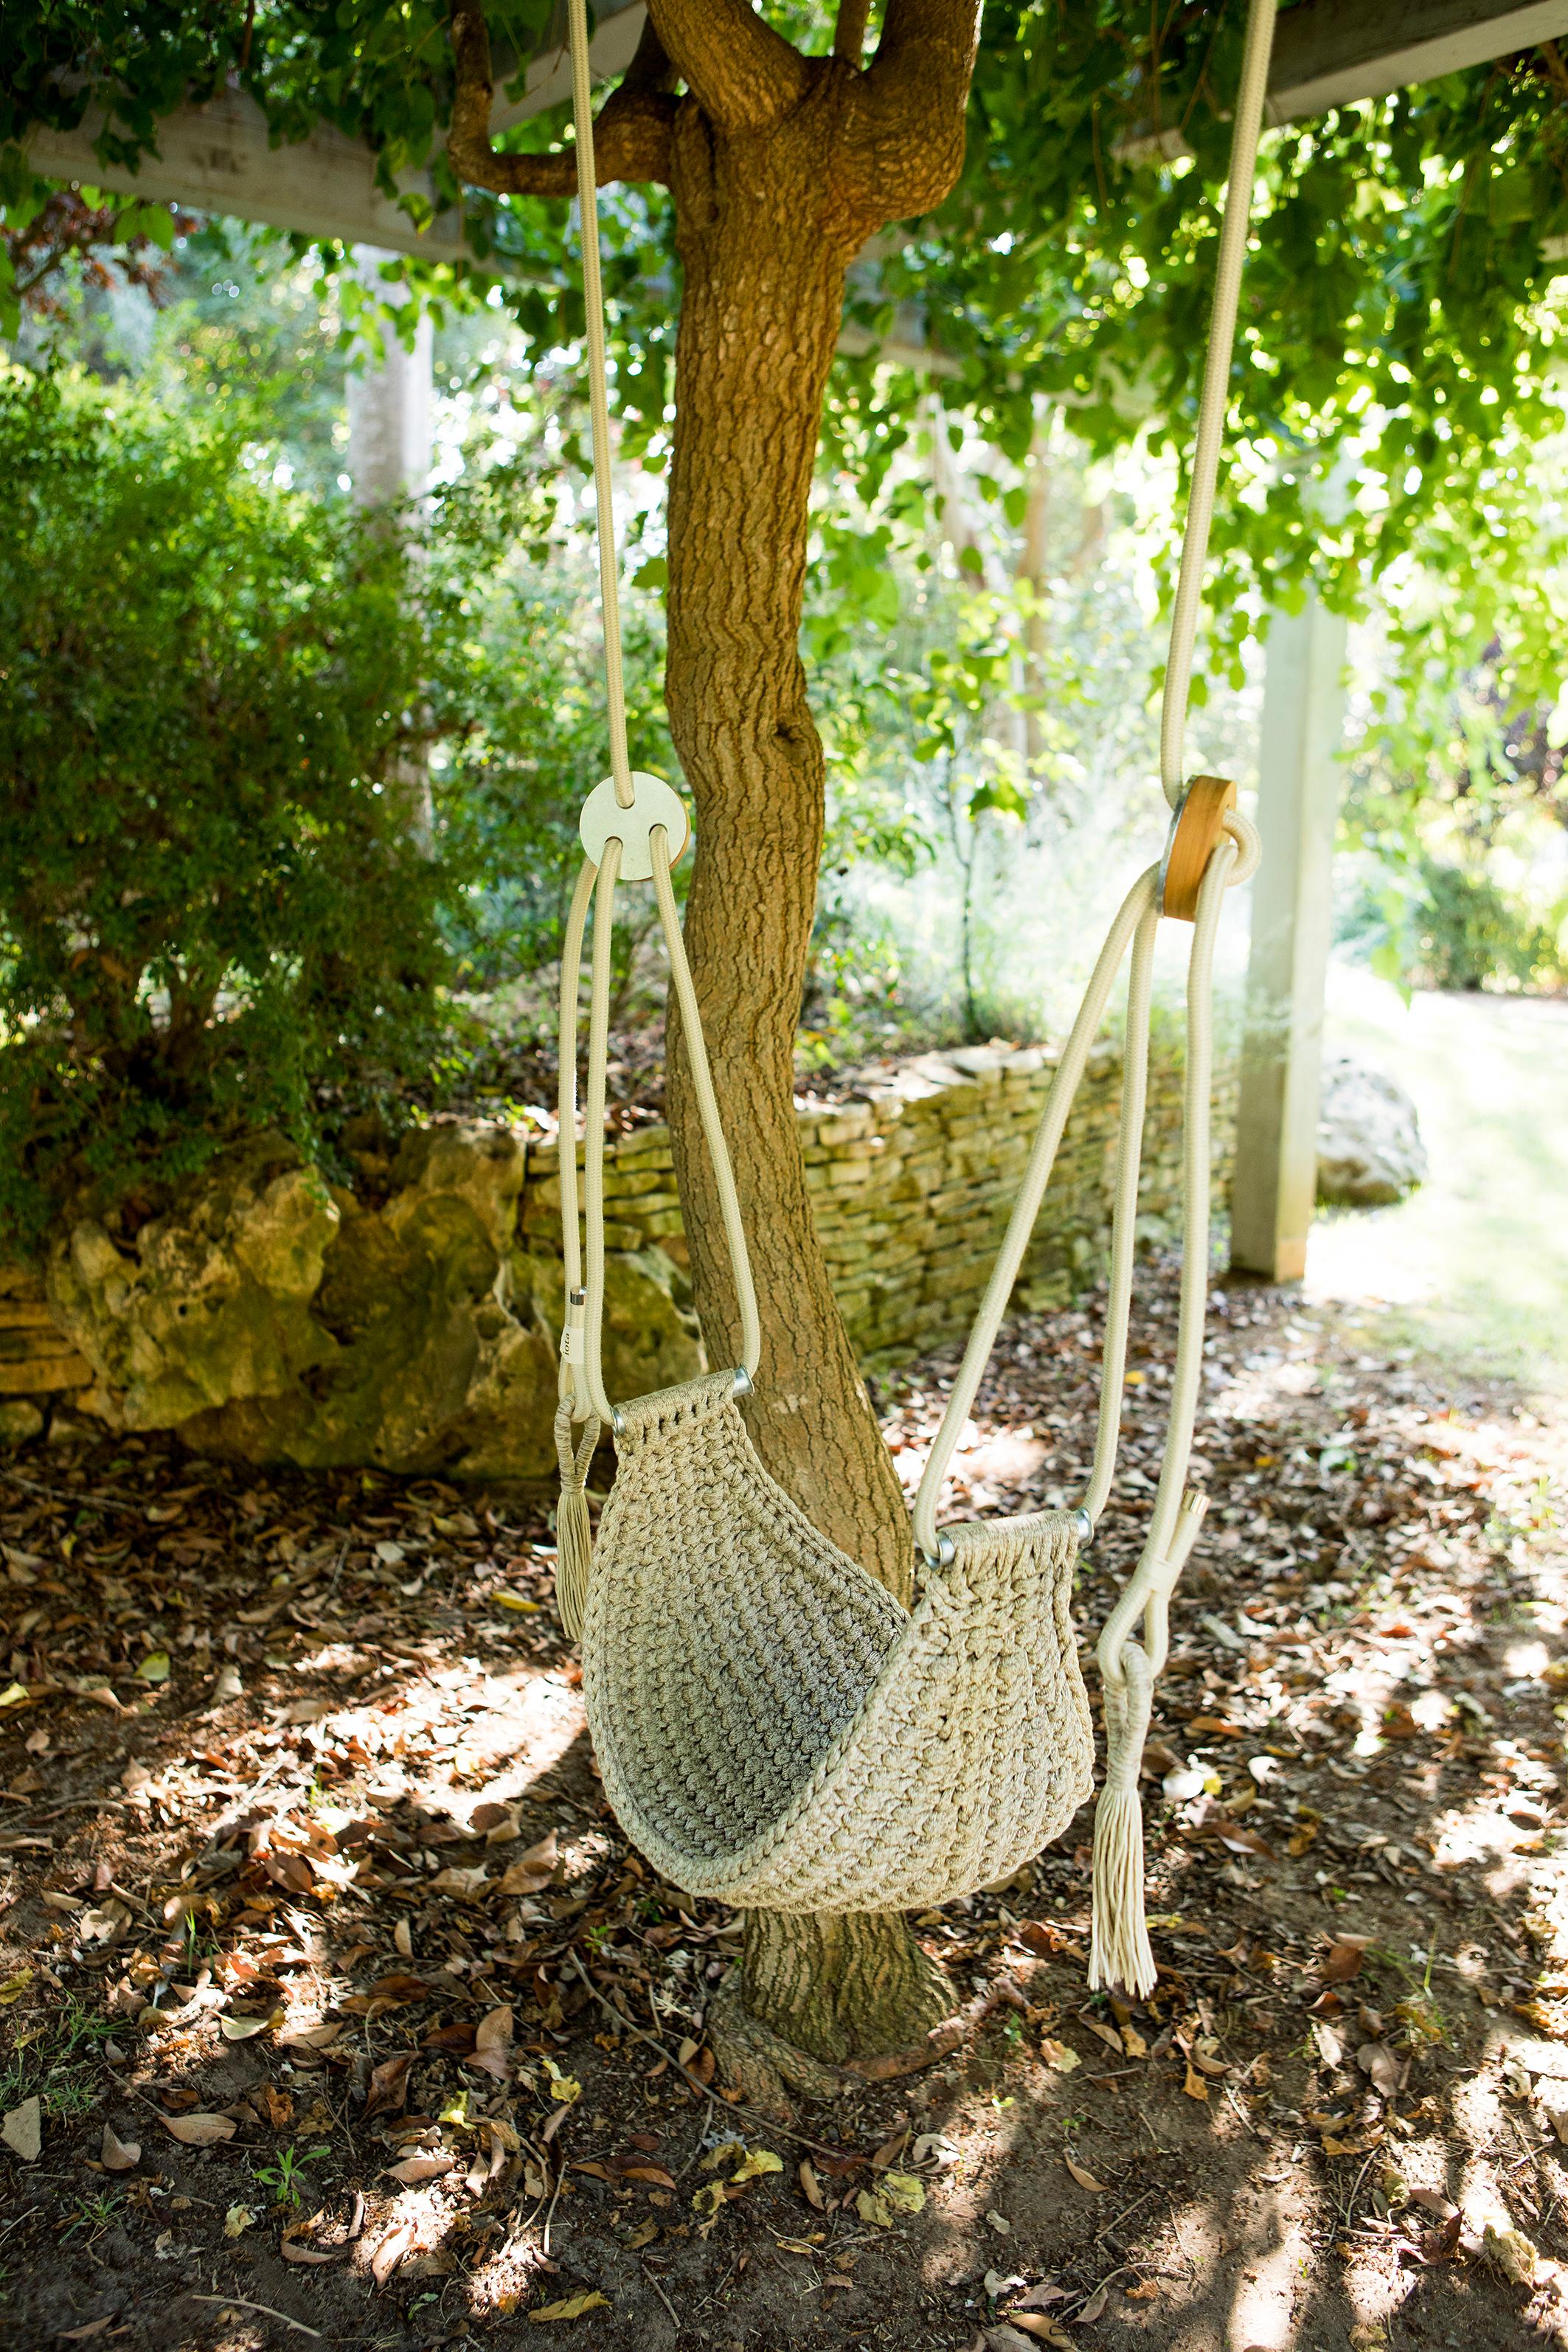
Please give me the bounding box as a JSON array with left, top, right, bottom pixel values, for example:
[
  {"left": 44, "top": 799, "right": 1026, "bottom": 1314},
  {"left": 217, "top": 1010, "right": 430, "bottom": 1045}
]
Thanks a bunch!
[{"left": 4, "top": 3, "right": 1567, "bottom": 774}]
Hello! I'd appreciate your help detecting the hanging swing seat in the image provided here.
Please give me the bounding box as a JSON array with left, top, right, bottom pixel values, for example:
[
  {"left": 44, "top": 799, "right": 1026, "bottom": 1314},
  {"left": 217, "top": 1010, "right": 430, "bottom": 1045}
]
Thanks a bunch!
[
  {"left": 583, "top": 1370, "right": 1092, "bottom": 1912},
  {"left": 549, "top": 0, "right": 1279, "bottom": 1991}
]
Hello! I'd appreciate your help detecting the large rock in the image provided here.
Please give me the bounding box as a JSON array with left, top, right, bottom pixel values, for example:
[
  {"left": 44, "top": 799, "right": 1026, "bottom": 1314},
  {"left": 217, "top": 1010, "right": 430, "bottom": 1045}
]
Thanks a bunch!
[
  {"left": 1317, "top": 1056, "right": 1427, "bottom": 1207},
  {"left": 48, "top": 1134, "right": 341, "bottom": 1427},
  {"left": 44, "top": 1121, "right": 701, "bottom": 1482}
]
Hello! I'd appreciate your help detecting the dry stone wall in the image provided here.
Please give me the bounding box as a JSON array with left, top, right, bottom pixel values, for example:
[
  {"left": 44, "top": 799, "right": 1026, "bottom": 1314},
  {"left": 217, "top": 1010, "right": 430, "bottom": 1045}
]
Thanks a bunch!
[
  {"left": 522, "top": 1038, "right": 1236, "bottom": 1371},
  {"left": 0, "top": 1037, "right": 1235, "bottom": 1468}
]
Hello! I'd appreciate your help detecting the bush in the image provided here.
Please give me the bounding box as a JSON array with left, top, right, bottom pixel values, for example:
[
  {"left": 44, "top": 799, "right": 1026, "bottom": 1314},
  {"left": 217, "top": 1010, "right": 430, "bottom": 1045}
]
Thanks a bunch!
[
  {"left": 1338, "top": 852, "right": 1567, "bottom": 996},
  {"left": 0, "top": 369, "right": 453, "bottom": 1249}
]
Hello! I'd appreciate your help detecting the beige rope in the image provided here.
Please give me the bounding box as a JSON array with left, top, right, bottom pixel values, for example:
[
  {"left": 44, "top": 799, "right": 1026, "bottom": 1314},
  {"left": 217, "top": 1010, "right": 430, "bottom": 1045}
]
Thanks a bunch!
[
  {"left": 648, "top": 828, "right": 762, "bottom": 1383},
  {"left": 566, "top": 0, "right": 633, "bottom": 810},
  {"left": 912, "top": 868, "right": 1160, "bottom": 1563},
  {"left": 557, "top": 858, "right": 597, "bottom": 1414},
  {"left": 1159, "top": 0, "right": 1280, "bottom": 803}
]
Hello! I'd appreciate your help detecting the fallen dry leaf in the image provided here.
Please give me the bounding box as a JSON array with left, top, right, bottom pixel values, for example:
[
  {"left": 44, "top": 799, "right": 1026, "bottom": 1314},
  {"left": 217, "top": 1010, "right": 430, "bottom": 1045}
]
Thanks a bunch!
[
  {"left": 1359, "top": 2041, "right": 1401, "bottom": 2097},
  {"left": 161, "top": 2113, "right": 237, "bottom": 2147},
  {"left": 1064, "top": 2156, "right": 1109, "bottom": 2193},
  {"left": 1001, "top": 2318, "right": 1074, "bottom": 2348},
  {"left": 218, "top": 2011, "right": 278, "bottom": 2043},
  {"left": 3, "top": 2096, "right": 41, "bottom": 2162},
  {"left": 385, "top": 2153, "right": 456, "bottom": 2185},
  {"left": 1183, "top": 2061, "right": 1210, "bottom": 2103},
  {"left": 543, "top": 2056, "right": 580, "bottom": 2104},
  {"left": 100, "top": 2123, "right": 140, "bottom": 2171},
  {"left": 471, "top": 2004, "right": 513, "bottom": 2081},
  {"left": 1319, "top": 1938, "right": 1370, "bottom": 1985},
  {"left": 1040, "top": 2039, "right": 1080, "bottom": 2074},
  {"left": 361, "top": 2053, "right": 414, "bottom": 2120},
  {"left": 800, "top": 2157, "right": 825, "bottom": 2211},
  {"left": 528, "top": 2291, "right": 610, "bottom": 2324},
  {"left": 371, "top": 2221, "right": 416, "bottom": 2286}
]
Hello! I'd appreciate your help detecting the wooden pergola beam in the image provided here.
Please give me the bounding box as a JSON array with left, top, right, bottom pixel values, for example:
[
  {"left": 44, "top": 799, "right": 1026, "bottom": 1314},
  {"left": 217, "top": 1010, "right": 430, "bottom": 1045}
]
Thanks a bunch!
[
  {"left": 18, "top": 0, "right": 645, "bottom": 263},
  {"left": 22, "top": 0, "right": 1568, "bottom": 267},
  {"left": 1269, "top": 0, "right": 1568, "bottom": 121}
]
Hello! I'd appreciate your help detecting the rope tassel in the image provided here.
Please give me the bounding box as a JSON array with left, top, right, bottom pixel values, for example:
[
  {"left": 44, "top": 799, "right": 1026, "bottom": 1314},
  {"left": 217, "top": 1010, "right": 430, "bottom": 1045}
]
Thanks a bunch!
[
  {"left": 1090, "top": 1489, "right": 1210, "bottom": 1997},
  {"left": 555, "top": 1401, "right": 601, "bottom": 1643}
]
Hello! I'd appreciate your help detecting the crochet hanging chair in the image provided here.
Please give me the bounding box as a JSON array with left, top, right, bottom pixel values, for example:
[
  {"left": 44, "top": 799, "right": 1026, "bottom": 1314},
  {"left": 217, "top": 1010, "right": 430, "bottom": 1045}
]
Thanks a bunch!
[{"left": 547, "top": 0, "right": 1276, "bottom": 1987}]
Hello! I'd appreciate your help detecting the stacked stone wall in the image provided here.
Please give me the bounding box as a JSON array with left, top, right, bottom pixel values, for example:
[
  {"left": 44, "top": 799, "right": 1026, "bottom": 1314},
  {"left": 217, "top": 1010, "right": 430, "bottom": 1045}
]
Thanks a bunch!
[
  {"left": 521, "top": 1036, "right": 1237, "bottom": 1370},
  {"left": 1, "top": 1035, "right": 1236, "bottom": 1463}
]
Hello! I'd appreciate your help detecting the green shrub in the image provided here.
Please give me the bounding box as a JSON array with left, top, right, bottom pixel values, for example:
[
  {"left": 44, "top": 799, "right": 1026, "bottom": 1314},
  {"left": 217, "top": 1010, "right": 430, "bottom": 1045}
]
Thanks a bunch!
[
  {"left": 1339, "top": 852, "right": 1567, "bottom": 996},
  {"left": 0, "top": 368, "right": 452, "bottom": 1249}
]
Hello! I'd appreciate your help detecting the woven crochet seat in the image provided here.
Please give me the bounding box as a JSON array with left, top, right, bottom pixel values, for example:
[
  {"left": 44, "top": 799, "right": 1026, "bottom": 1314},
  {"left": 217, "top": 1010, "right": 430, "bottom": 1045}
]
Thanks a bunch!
[
  {"left": 547, "top": 0, "right": 1275, "bottom": 1988},
  {"left": 580, "top": 1371, "right": 1092, "bottom": 1912}
]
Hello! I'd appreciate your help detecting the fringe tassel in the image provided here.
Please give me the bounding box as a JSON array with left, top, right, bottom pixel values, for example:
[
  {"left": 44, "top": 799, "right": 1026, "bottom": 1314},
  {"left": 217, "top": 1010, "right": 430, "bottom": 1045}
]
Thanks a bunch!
[
  {"left": 1089, "top": 1644, "right": 1157, "bottom": 1997},
  {"left": 554, "top": 1401, "right": 600, "bottom": 1643},
  {"left": 1089, "top": 1494, "right": 1208, "bottom": 1997}
]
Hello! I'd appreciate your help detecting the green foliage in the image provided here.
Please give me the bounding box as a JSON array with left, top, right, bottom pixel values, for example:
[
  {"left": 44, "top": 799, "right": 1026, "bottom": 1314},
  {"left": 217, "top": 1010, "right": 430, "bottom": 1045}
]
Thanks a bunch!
[
  {"left": 0, "top": 367, "right": 452, "bottom": 1249},
  {"left": 1340, "top": 855, "right": 1567, "bottom": 996}
]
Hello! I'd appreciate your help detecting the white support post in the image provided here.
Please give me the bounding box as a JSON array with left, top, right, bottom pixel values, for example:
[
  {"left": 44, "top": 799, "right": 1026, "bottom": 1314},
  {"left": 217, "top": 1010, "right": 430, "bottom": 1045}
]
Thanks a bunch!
[
  {"left": 1229, "top": 595, "right": 1350, "bottom": 1283},
  {"left": 346, "top": 248, "right": 434, "bottom": 507}
]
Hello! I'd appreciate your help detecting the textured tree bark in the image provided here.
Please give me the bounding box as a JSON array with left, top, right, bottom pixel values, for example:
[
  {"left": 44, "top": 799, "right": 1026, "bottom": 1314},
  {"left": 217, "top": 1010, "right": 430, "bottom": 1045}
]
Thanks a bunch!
[
  {"left": 660, "top": 62, "right": 953, "bottom": 2080},
  {"left": 448, "top": 0, "right": 982, "bottom": 2082}
]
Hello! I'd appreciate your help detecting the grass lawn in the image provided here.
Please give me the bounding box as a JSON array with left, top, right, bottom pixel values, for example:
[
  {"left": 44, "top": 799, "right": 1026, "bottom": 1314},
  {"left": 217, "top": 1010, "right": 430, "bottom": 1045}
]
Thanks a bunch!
[{"left": 1309, "top": 966, "right": 1568, "bottom": 1395}]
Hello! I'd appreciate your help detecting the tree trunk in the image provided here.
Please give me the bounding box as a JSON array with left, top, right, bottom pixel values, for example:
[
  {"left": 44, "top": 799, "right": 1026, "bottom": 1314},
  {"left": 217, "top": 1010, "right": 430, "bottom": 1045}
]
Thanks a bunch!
[{"left": 661, "top": 70, "right": 946, "bottom": 2068}]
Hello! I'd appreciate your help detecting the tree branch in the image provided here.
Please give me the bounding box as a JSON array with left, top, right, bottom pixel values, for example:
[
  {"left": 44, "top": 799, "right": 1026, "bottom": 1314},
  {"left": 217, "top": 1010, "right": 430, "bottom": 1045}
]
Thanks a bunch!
[
  {"left": 833, "top": 0, "right": 873, "bottom": 65},
  {"left": 646, "top": 0, "right": 809, "bottom": 136},
  {"left": 447, "top": 1, "right": 674, "bottom": 197},
  {"left": 844, "top": 0, "right": 981, "bottom": 223}
]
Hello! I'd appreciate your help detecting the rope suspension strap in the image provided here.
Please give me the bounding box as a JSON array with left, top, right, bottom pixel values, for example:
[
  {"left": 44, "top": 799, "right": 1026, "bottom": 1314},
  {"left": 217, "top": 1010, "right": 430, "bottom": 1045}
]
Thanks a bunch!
[
  {"left": 553, "top": 0, "right": 760, "bottom": 1630},
  {"left": 914, "top": 0, "right": 1278, "bottom": 1992},
  {"left": 1090, "top": 0, "right": 1278, "bottom": 1990}
]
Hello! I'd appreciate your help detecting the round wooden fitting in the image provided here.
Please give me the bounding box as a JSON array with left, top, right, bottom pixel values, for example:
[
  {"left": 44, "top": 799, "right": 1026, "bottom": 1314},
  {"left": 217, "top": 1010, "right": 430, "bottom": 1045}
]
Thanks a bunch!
[
  {"left": 578, "top": 772, "right": 690, "bottom": 881},
  {"left": 1159, "top": 774, "right": 1238, "bottom": 920}
]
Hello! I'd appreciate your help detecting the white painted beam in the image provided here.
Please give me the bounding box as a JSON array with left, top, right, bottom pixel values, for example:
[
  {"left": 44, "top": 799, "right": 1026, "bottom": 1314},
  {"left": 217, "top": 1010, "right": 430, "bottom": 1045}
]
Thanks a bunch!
[
  {"left": 1229, "top": 597, "right": 1351, "bottom": 1284},
  {"left": 1269, "top": 0, "right": 1568, "bottom": 122},
  {"left": 19, "top": 0, "right": 645, "bottom": 263}
]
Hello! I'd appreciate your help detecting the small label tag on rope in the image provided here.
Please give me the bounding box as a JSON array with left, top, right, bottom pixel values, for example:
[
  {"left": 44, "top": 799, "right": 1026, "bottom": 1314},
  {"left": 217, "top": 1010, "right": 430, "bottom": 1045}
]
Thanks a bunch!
[{"left": 560, "top": 1328, "right": 580, "bottom": 1363}]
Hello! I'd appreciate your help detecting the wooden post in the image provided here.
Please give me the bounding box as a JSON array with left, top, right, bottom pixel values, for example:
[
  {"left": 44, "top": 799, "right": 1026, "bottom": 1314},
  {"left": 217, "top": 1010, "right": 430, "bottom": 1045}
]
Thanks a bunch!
[{"left": 1229, "top": 595, "right": 1350, "bottom": 1283}]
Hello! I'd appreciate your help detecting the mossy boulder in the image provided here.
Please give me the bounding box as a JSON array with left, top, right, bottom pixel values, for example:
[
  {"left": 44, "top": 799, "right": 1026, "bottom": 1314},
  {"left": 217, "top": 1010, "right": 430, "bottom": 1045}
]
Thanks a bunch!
[{"left": 45, "top": 1119, "right": 701, "bottom": 1482}]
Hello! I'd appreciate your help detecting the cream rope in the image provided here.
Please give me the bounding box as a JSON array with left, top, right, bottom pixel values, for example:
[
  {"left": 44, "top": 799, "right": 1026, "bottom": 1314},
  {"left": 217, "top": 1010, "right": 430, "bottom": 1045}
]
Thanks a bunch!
[
  {"left": 1159, "top": 0, "right": 1280, "bottom": 806},
  {"left": 557, "top": 858, "right": 597, "bottom": 1412},
  {"left": 557, "top": 828, "right": 763, "bottom": 1423},
  {"left": 567, "top": 0, "right": 633, "bottom": 810},
  {"left": 648, "top": 829, "right": 763, "bottom": 1384},
  {"left": 912, "top": 869, "right": 1159, "bottom": 1564}
]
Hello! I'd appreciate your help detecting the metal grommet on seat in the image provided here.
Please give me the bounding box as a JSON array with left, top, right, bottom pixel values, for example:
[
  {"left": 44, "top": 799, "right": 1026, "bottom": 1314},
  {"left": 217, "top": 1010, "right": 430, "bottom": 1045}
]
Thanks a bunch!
[
  {"left": 920, "top": 1534, "right": 955, "bottom": 1569},
  {"left": 1072, "top": 1508, "right": 1094, "bottom": 1547},
  {"left": 610, "top": 1407, "right": 625, "bottom": 1437},
  {"left": 731, "top": 1366, "right": 752, "bottom": 1399}
]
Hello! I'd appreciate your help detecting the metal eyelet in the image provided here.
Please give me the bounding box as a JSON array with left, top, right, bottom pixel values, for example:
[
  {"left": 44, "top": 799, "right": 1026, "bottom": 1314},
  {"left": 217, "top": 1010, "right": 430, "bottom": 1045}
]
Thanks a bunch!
[
  {"left": 920, "top": 1535, "right": 955, "bottom": 1569},
  {"left": 1071, "top": 1508, "right": 1094, "bottom": 1547},
  {"left": 731, "top": 1366, "right": 753, "bottom": 1399}
]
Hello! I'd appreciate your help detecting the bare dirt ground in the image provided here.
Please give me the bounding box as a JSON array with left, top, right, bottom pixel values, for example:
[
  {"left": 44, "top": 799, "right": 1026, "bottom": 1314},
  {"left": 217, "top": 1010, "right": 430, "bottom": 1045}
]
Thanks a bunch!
[{"left": 2, "top": 1263, "right": 1566, "bottom": 2352}]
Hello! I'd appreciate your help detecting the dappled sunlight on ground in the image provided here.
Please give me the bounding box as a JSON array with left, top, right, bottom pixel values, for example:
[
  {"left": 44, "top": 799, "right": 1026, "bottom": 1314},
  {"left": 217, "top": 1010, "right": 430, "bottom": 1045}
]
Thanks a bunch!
[{"left": 2, "top": 1238, "right": 1568, "bottom": 2343}]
